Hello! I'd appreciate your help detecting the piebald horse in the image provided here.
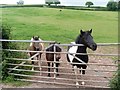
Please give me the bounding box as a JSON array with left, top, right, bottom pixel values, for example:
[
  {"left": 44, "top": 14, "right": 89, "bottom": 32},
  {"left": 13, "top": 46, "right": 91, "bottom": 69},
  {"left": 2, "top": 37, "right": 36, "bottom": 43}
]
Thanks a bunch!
[
  {"left": 67, "top": 29, "right": 97, "bottom": 86},
  {"left": 28, "top": 36, "right": 44, "bottom": 71}
]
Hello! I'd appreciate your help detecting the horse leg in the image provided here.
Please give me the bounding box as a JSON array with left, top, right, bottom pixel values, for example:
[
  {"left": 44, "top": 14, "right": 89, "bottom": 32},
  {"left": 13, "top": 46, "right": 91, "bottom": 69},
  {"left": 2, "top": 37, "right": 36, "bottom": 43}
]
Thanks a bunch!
[
  {"left": 80, "top": 66, "right": 86, "bottom": 85},
  {"left": 52, "top": 62, "right": 59, "bottom": 76},
  {"left": 56, "top": 62, "right": 59, "bottom": 76},
  {"left": 82, "top": 65, "right": 87, "bottom": 74},
  {"left": 74, "top": 66, "right": 79, "bottom": 88},
  {"left": 31, "top": 58, "right": 34, "bottom": 71},
  {"left": 72, "top": 65, "right": 74, "bottom": 71},
  {"left": 52, "top": 63, "right": 54, "bottom": 67},
  {"left": 38, "top": 54, "right": 42, "bottom": 75},
  {"left": 48, "top": 62, "right": 51, "bottom": 77}
]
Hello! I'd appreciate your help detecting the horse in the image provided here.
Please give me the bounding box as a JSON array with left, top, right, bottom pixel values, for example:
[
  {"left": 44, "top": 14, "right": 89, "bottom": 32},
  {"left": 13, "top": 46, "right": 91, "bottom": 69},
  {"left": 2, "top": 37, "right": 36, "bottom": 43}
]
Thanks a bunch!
[
  {"left": 46, "top": 42, "right": 62, "bottom": 77},
  {"left": 67, "top": 29, "right": 97, "bottom": 86},
  {"left": 28, "top": 36, "right": 44, "bottom": 71}
]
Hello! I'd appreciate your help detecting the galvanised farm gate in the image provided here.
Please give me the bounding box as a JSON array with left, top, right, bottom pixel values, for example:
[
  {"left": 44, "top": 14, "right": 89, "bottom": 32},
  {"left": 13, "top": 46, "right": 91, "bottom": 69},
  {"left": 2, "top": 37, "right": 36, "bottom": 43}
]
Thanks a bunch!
[{"left": 1, "top": 39, "right": 118, "bottom": 88}]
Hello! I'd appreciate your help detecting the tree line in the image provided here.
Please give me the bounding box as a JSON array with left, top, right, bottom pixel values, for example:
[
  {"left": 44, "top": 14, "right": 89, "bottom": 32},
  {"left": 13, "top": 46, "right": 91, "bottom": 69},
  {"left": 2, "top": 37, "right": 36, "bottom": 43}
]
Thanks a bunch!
[
  {"left": 45, "top": 0, "right": 60, "bottom": 6},
  {"left": 16, "top": 0, "right": 119, "bottom": 11},
  {"left": 84, "top": 1, "right": 119, "bottom": 11}
]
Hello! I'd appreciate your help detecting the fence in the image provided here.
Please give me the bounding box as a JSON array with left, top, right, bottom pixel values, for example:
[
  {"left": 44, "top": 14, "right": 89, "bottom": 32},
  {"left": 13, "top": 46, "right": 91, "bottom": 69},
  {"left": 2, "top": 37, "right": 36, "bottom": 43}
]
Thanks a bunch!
[{"left": 0, "top": 39, "right": 119, "bottom": 88}]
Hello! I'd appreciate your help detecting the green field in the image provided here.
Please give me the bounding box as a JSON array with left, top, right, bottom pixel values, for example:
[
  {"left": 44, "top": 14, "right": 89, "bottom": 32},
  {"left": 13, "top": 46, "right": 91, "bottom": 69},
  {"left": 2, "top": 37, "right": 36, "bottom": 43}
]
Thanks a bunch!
[{"left": 1, "top": 7, "right": 118, "bottom": 43}]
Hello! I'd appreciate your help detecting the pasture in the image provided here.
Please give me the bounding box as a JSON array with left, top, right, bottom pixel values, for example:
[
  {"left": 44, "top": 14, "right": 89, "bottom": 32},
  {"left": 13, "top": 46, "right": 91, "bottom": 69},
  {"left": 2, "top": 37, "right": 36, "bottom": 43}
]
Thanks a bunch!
[
  {"left": 1, "top": 7, "right": 118, "bottom": 88},
  {"left": 1, "top": 7, "right": 118, "bottom": 43}
]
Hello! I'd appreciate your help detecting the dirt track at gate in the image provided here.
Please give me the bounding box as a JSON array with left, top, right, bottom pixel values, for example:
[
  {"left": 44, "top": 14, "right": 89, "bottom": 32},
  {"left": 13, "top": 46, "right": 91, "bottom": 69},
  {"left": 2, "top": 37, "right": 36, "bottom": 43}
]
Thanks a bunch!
[{"left": 1, "top": 46, "right": 118, "bottom": 88}]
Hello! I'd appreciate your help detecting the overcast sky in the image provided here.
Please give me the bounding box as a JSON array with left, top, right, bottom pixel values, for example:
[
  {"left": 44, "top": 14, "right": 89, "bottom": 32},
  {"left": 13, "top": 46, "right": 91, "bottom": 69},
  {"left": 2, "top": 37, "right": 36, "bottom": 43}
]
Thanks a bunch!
[{"left": 0, "top": 0, "right": 117, "bottom": 7}]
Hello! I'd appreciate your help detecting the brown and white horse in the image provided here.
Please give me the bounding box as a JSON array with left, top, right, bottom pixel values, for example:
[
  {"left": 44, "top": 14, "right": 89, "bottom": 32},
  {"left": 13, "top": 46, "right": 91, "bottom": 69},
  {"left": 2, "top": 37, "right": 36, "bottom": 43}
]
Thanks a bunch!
[{"left": 28, "top": 36, "right": 44, "bottom": 71}]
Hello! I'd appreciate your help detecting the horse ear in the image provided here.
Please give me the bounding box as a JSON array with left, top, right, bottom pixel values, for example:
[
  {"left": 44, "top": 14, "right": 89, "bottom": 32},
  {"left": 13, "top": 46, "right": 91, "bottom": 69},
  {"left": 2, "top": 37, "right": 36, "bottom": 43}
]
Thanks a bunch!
[
  {"left": 80, "top": 30, "right": 84, "bottom": 34},
  {"left": 33, "top": 36, "right": 34, "bottom": 39},
  {"left": 90, "top": 29, "right": 92, "bottom": 33}
]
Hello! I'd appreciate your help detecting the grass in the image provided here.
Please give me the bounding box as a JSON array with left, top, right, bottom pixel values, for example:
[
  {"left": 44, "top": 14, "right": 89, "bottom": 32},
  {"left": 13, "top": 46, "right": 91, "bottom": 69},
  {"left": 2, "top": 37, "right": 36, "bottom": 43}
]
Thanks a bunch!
[
  {"left": 2, "top": 75, "right": 30, "bottom": 87},
  {"left": 1, "top": 7, "right": 118, "bottom": 87},
  {"left": 1, "top": 7, "right": 118, "bottom": 43}
]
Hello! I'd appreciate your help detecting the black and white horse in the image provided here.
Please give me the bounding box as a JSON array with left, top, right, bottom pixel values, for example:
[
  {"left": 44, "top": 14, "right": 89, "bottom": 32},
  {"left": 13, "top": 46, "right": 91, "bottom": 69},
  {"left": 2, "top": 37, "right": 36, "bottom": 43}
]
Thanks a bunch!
[{"left": 67, "top": 29, "right": 97, "bottom": 85}]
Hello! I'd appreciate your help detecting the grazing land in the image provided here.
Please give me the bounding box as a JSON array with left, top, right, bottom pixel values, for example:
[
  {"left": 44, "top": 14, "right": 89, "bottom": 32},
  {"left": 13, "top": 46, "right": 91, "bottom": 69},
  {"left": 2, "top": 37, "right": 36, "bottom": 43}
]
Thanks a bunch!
[
  {"left": 1, "top": 7, "right": 118, "bottom": 43},
  {"left": 0, "top": 7, "right": 118, "bottom": 88}
]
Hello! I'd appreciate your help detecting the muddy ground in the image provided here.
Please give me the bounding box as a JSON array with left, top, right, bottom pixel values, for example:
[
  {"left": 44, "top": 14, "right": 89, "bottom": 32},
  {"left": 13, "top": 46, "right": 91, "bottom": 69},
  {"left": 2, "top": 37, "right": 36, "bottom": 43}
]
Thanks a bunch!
[{"left": 1, "top": 45, "right": 118, "bottom": 89}]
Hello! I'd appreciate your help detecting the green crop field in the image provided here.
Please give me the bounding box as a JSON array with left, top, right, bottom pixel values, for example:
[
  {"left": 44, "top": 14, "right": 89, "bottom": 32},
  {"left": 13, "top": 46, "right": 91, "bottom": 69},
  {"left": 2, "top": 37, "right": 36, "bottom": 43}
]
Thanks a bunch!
[{"left": 1, "top": 7, "right": 118, "bottom": 43}]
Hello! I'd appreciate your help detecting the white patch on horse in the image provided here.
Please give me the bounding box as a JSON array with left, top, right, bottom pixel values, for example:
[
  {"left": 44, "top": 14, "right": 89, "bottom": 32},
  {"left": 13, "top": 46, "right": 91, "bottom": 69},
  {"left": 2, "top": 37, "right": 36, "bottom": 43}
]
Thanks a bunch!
[{"left": 68, "top": 42, "right": 78, "bottom": 63}]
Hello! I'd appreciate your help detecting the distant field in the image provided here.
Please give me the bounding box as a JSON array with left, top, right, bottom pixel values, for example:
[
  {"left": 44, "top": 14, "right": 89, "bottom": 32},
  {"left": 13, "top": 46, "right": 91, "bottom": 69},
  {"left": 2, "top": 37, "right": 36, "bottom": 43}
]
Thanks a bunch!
[{"left": 1, "top": 7, "right": 118, "bottom": 43}]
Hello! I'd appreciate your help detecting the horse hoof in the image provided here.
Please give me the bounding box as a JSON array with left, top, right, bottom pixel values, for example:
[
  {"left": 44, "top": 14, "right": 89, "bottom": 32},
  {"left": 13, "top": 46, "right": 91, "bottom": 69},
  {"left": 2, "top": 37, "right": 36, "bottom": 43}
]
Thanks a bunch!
[
  {"left": 48, "top": 74, "right": 51, "bottom": 77},
  {"left": 81, "top": 81, "right": 85, "bottom": 85},
  {"left": 57, "top": 74, "right": 59, "bottom": 76},
  {"left": 31, "top": 68, "right": 34, "bottom": 71},
  {"left": 76, "top": 82, "right": 79, "bottom": 88}
]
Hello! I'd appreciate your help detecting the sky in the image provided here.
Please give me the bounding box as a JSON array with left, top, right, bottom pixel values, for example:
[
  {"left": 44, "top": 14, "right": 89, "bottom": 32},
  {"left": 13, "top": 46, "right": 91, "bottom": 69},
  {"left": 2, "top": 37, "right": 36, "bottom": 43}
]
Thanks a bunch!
[{"left": 0, "top": 0, "right": 118, "bottom": 7}]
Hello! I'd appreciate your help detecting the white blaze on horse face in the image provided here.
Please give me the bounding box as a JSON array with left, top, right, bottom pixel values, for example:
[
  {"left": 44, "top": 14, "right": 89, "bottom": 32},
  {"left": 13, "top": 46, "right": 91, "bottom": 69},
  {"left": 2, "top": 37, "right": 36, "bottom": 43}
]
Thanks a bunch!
[
  {"left": 30, "top": 37, "right": 44, "bottom": 51},
  {"left": 30, "top": 38, "right": 42, "bottom": 46},
  {"left": 34, "top": 42, "right": 40, "bottom": 49},
  {"left": 68, "top": 42, "right": 78, "bottom": 63}
]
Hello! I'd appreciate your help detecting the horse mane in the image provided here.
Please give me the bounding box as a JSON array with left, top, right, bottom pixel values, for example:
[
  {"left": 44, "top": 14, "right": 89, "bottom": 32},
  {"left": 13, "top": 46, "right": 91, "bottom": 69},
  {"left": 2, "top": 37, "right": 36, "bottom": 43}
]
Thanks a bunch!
[
  {"left": 75, "top": 31, "right": 90, "bottom": 44},
  {"left": 75, "top": 34, "right": 82, "bottom": 44},
  {"left": 46, "top": 43, "right": 61, "bottom": 52}
]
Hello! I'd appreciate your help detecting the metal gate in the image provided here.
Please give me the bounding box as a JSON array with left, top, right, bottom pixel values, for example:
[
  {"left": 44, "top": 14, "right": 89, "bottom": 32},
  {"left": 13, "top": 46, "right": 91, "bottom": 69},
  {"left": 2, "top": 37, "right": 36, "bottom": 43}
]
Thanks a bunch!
[{"left": 1, "top": 39, "right": 118, "bottom": 88}]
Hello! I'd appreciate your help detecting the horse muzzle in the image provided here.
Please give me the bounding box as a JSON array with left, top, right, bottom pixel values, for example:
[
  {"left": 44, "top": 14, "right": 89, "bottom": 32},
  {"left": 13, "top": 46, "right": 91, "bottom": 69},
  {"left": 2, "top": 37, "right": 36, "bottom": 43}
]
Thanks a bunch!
[
  {"left": 36, "top": 48, "right": 40, "bottom": 51},
  {"left": 90, "top": 44, "right": 97, "bottom": 51},
  {"left": 56, "top": 54, "right": 61, "bottom": 59}
]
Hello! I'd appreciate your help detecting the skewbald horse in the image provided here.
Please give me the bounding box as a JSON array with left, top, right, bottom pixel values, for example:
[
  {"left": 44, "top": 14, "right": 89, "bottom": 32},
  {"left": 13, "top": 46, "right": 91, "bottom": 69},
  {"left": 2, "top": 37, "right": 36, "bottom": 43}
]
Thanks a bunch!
[{"left": 28, "top": 36, "right": 44, "bottom": 71}]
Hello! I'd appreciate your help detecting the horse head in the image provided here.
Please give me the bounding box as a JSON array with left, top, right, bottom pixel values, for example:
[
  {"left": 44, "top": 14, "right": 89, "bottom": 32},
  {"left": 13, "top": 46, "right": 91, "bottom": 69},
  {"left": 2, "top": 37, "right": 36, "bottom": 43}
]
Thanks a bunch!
[
  {"left": 32, "top": 36, "right": 41, "bottom": 51},
  {"left": 79, "top": 29, "right": 97, "bottom": 51},
  {"left": 49, "top": 42, "right": 60, "bottom": 45},
  {"left": 49, "top": 42, "right": 61, "bottom": 59}
]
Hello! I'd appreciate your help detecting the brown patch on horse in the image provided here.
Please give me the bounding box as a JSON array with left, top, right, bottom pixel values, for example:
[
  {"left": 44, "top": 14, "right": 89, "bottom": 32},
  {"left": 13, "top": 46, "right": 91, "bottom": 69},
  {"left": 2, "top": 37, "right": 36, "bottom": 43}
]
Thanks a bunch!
[
  {"left": 28, "top": 36, "right": 44, "bottom": 71},
  {"left": 46, "top": 42, "right": 62, "bottom": 77}
]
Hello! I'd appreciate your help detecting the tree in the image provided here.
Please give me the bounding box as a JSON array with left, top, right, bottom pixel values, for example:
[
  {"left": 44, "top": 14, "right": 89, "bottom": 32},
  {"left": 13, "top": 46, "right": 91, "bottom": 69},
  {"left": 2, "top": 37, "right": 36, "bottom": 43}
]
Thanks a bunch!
[
  {"left": 54, "top": 0, "right": 60, "bottom": 6},
  {"left": 1, "top": 23, "right": 29, "bottom": 80},
  {"left": 85, "top": 1, "right": 94, "bottom": 8},
  {"left": 107, "top": 1, "right": 118, "bottom": 11},
  {"left": 45, "top": 0, "right": 60, "bottom": 6},
  {"left": 118, "top": 1, "right": 120, "bottom": 10},
  {"left": 45, "top": 0, "right": 53, "bottom": 6}
]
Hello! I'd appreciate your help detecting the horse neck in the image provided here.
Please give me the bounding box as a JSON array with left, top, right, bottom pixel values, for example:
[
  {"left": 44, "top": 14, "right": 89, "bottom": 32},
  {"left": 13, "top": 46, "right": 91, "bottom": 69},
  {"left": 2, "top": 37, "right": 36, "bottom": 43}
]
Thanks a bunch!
[
  {"left": 52, "top": 45, "right": 61, "bottom": 52},
  {"left": 75, "top": 36, "right": 87, "bottom": 53}
]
